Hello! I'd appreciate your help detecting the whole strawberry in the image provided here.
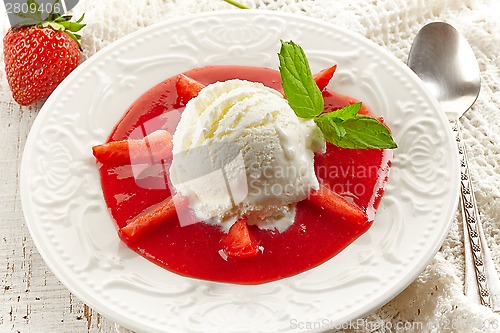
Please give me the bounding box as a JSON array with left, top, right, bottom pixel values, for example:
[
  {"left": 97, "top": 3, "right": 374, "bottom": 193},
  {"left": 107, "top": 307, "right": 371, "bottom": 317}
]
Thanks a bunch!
[{"left": 3, "top": 13, "right": 85, "bottom": 106}]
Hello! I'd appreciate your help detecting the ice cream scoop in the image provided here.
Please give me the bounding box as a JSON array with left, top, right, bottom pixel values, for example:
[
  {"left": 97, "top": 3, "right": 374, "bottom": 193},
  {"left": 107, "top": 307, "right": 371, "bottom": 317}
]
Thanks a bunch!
[{"left": 169, "top": 79, "right": 325, "bottom": 232}]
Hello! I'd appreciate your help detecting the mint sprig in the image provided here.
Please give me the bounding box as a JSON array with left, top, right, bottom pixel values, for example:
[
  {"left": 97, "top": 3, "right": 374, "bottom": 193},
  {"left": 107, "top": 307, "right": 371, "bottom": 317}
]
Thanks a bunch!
[
  {"left": 315, "top": 103, "right": 397, "bottom": 149},
  {"left": 278, "top": 40, "right": 397, "bottom": 150},
  {"left": 278, "top": 40, "right": 324, "bottom": 119}
]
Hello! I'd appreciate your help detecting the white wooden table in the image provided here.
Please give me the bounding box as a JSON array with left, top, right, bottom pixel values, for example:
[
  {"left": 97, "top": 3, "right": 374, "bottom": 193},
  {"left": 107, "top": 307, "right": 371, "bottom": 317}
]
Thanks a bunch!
[{"left": 0, "top": 101, "right": 117, "bottom": 332}]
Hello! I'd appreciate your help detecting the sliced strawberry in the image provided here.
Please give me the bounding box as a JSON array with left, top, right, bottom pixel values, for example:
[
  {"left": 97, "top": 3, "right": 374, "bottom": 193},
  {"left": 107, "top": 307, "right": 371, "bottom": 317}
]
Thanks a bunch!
[
  {"left": 92, "top": 129, "right": 173, "bottom": 166},
  {"left": 176, "top": 74, "right": 206, "bottom": 105},
  {"left": 308, "top": 184, "right": 368, "bottom": 224},
  {"left": 313, "top": 65, "right": 337, "bottom": 91},
  {"left": 221, "top": 217, "right": 259, "bottom": 258},
  {"left": 119, "top": 193, "right": 189, "bottom": 241}
]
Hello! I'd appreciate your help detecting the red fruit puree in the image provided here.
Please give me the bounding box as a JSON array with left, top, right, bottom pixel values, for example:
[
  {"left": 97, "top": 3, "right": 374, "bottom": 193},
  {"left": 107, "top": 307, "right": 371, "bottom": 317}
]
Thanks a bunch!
[{"left": 97, "top": 66, "right": 392, "bottom": 284}]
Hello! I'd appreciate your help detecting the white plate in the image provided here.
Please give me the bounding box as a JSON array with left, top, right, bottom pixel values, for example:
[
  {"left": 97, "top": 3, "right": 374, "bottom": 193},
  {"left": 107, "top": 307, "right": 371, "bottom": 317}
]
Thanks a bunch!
[{"left": 21, "top": 10, "right": 459, "bottom": 333}]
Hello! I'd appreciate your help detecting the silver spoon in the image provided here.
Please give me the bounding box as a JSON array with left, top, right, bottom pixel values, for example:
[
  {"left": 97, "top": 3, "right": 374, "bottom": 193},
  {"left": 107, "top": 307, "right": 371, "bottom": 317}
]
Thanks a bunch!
[{"left": 408, "top": 22, "right": 499, "bottom": 311}]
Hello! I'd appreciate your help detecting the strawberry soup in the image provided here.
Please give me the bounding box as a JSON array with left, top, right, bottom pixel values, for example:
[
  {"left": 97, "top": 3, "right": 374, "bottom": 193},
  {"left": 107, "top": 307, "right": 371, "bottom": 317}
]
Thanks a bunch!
[{"left": 94, "top": 65, "right": 392, "bottom": 284}]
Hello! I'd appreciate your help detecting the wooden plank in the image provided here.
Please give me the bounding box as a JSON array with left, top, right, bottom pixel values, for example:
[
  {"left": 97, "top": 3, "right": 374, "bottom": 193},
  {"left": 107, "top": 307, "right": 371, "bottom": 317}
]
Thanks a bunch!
[{"left": 0, "top": 20, "right": 115, "bottom": 330}]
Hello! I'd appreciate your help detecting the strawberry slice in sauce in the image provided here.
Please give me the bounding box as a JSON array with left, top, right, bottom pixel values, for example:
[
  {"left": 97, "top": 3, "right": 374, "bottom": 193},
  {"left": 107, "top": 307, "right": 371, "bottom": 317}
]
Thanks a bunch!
[
  {"left": 119, "top": 193, "right": 189, "bottom": 242},
  {"left": 221, "top": 217, "right": 259, "bottom": 258},
  {"left": 308, "top": 184, "right": 368, "bottom": 224},
  {"left": 176, "top": 74, "right": 206, "bottom": 105},
  {"left": 92, "top": 129, "right": 173, "bottom": 166},
  {"left": 313, "top": 65, "right": 337, "bottom": 91}
]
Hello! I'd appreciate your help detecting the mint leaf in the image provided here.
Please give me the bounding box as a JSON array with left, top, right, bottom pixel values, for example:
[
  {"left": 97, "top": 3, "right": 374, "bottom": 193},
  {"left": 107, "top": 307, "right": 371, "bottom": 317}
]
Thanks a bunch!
[
  {"left": 278, "top": 41, "right": 324, "bottom": 119},
  {"left": 316, "top": 102, "right": 397, "bottom": 149},
  {"left": 327, "top": 102, "right": 362, "bottom": 121},
  {"left": 315, "top": 116, "right": 346, "bottom": 139},
  {"left": 316, "top": 114, "right": 397, "bottom": 149}
]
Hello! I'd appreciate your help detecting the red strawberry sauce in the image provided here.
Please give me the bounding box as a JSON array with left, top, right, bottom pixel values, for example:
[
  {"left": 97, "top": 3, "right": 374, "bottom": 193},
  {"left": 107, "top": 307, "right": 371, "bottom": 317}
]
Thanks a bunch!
[{"left": 98, "top": 66, "right": 392, "bottom": 284}]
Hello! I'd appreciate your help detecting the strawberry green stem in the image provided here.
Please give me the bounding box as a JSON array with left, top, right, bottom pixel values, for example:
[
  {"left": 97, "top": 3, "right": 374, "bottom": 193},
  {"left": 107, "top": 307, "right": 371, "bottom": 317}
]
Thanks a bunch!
[{"left": 222, "top": 0, "right": 249, "bottom": 9}]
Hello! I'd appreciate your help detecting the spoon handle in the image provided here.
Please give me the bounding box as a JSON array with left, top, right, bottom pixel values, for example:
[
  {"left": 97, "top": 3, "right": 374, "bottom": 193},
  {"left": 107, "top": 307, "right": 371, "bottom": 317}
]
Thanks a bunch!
[{"left": 451, "top": 119, "right": 499, "bottom": 310}]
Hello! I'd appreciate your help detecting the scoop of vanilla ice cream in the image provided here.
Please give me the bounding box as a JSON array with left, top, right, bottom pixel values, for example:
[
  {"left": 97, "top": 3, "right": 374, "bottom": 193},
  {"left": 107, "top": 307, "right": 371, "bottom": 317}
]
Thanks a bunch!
[{"left": 169, "top": 79, "right": 325, "bottom": 232}]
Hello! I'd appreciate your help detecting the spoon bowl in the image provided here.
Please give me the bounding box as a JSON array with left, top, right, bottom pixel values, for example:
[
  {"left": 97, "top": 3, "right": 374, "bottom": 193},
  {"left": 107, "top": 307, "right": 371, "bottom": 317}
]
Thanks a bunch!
[{"left": 408, "top": 22, "right": 480, "bottom": 118}]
